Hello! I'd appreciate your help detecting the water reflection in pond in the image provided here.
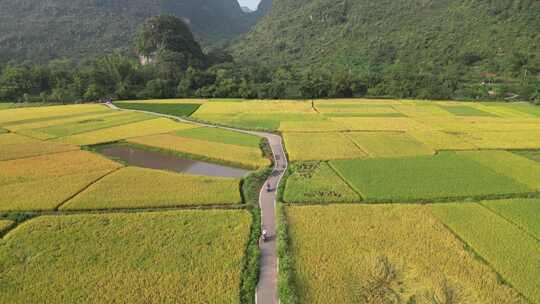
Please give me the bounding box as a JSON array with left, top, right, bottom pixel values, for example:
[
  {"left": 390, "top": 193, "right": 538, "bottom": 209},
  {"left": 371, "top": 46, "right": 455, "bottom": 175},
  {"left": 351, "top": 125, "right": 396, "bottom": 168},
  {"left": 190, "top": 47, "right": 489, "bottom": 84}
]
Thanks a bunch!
[{"left": 97, "top": 146, "right": 250, "bottom": 178}]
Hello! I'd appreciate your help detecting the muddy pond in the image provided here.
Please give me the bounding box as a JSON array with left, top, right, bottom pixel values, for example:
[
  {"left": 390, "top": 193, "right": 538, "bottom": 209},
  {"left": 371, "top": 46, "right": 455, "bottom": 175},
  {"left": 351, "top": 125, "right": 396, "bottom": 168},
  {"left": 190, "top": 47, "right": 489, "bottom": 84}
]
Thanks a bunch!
[{"left": 97, "top": 145, "right": 250, "bottom": 178}]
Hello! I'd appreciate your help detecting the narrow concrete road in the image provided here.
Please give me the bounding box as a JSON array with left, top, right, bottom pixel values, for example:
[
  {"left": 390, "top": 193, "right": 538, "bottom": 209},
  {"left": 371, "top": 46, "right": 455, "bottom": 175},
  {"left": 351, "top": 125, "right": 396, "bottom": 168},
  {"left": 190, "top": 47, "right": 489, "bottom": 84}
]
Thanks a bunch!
[{"left": 105, "top": 103, "right": 286, "bottom": 304}]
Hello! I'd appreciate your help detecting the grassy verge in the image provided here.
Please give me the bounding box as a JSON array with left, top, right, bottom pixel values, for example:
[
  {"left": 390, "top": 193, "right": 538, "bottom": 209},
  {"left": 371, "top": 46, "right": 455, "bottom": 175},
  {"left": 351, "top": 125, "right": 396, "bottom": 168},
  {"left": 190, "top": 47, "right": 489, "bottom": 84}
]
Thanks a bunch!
[
  {"left": 276, "top": 203, "right": 298, "bottom": 304},
  {"left": 0, "top": 212, "right": 38, "bottom": 237},
  {"left": 239, "top": 168, "right": 272, "bottom": 304}
]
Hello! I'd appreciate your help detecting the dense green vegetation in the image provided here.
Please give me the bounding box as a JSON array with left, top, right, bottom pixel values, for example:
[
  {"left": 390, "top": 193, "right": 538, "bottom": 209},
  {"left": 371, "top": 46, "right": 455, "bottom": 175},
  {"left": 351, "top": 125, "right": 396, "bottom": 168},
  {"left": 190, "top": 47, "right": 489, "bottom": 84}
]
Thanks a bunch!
[
  {"left": 330, "top": 152, "right": 532, "bottom": 202},
  {"left": 0, "top": 0, "right": 262, "bottom": 64},
  {"left": 234, "top": 0, "right": 540, "bottom": 101},
  {"left": 2, "top": 4, "right": 540, "bottom": 102},
  {"left": 115, "top": 103, "right": 201, "bottom": 117}
]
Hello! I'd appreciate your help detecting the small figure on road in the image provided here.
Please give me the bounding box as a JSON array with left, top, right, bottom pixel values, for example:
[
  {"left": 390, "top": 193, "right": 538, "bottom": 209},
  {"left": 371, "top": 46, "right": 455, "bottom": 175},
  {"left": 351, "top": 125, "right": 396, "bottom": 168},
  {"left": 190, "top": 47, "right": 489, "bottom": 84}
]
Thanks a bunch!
[
  {"left": 262, "top": 229, "right": 268, "bottom": 242},
  {"left": 266, "top": 182, "right": 272, "bottom": 192}
]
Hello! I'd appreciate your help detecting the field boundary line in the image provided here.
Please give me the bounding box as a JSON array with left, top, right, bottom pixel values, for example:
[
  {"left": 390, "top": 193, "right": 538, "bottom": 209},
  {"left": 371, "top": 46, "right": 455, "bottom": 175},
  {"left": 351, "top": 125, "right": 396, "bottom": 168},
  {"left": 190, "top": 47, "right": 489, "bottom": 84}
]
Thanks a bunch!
[
  {"left": 41, "top": 115, "right": 156, "bottom": 140},
  {"left": 478, "top": 202, "right": 540, "bottom": 244},
  {"left": 429, "top": 210, "right": 531, "bottom": 303},
  {"left": 310, "top": 100, "right": 321, "bottom": 114},
  {"left": 0, "top": 146, "right": 80, "bottom": 162},
  {"left": 340, "top": 132, "right": 371, "bottom": 157},
  {"left": 53, "top": 166, "right": 123, "bottom": 211},
  {"left": 326, "top": 161, "right": 365, "bottom": 201}
]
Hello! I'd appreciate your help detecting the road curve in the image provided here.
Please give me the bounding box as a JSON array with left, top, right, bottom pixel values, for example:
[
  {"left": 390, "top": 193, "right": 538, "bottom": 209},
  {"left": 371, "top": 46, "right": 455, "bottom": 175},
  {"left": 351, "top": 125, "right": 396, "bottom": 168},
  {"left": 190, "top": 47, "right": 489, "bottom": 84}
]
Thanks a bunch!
[{"left": 105, "top": 103, "right": 286, "bottom": 304}]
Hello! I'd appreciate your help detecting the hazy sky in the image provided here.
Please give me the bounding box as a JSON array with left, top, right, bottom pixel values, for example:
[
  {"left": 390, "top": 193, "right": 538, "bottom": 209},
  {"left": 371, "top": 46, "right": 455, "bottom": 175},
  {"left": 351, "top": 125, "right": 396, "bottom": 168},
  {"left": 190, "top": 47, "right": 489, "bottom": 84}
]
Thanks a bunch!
[{"left": 237, "top": 0, "right": 261, "bottom": 10}]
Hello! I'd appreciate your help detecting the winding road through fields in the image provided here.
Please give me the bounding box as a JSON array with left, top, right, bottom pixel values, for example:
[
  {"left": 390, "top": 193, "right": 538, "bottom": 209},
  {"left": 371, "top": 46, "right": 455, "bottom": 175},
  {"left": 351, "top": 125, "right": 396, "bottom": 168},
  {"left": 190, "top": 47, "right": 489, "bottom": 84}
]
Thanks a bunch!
[{"left": 105, "top": 103, "right": 286, "bottom": 304}]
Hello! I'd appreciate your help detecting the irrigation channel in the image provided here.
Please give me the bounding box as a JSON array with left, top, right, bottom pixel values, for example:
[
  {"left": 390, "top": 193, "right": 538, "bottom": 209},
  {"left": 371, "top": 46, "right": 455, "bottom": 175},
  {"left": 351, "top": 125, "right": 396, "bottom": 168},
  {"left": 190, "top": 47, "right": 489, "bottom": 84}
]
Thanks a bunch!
[{"left": 105, "top": 103, "right": 287, "bottom": 304}]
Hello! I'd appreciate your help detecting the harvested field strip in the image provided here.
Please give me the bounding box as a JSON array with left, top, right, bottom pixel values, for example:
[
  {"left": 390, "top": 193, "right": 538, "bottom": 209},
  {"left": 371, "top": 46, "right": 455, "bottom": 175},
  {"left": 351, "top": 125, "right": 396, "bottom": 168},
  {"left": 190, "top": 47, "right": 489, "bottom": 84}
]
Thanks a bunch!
[
  {"left": 283, "top": 162, "right": 360, "bottom": 203},
  {"left": 128, "top": 134, "right": 269, "bottom": 169},
  {"left": 480, "top": 199, "right": 540, "bottom": 241},
  {"left": 0, "top": 104, "right": 110, "bottom": 125},
  {"left": 430, "top": 203, "right": 540, "bottom": 303},
  {"left": 24, "top": 111, "right": 154, "bottom": 139},
  {"left": 0, "top": 150, "right": 122, "bottom": 186},
  {"left": 0, "top": 133, "right": 79, "bottom": 161},
  {"left": 0, "top": 210, "right": 251, "bottom": 303},
  {"left": 345, "top": 131, "right": 435, "bottom": 158},
  {"left": 283, "top": 132, "right": 366, "bottom": 161},
  {"left": 284, "top": 204, "right": 525, "bottom": 304},
  {"left": 57, "top": 118, "right": 197, "bottom": 145},
  {"left": 175, "top": 127, "right": 262, "bottom": 148},
  {"left": 61, "top": 167, "right": 242, "bottom": 210},
  {"left": 115, "top": 102, "right": 201, "bottom": 117},
  {"left": 330, "top": 152, "right": 532, "bottom": 202},
  {"left": 461, "top": 151, "right": 540, "bottom": 190}
]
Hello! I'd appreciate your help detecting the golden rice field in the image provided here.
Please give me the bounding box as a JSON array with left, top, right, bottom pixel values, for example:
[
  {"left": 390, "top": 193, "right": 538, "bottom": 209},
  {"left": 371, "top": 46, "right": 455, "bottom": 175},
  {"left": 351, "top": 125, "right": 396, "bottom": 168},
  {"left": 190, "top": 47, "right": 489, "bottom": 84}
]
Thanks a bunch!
[
  {"left": 16, "top": 111, "right": 154, "bottom": 140},
  {"left": 283, "top": 132, "right": 366, "bottom": 161},
  {"left": 0, "top": 170, "right": 115, "bottom": 211},
  {"left": 128, "top": 133, "right": 270, "bottom": 169},
  {"left": 0, "top": 133, "right": 79, "bottom": 161},
  {"left": 345, "top": 131, "right": 435, "bottom": 158},
  {"left": 284, "top": 204, "right": 525, "bottom": 304},
  {"left": 431, "top": 203, "right": 540, "bottom": 303},
  {"left": 0, "top": 150, "right": 121, "bottom": 185},
  {"left": 0, "top": 104, "right": 110, "bottom": 126},
  {"left": 62, "top": 167, "right": 242, "bottom": 210},
  {"left": 0, "top": 150, "right": 121, "bottom": 211},
  {"left": 4, "top": 110, "right": 121, "bottom": 133},
  {"left": 0, "top": 210, "right": 252, "bottom": 303}
]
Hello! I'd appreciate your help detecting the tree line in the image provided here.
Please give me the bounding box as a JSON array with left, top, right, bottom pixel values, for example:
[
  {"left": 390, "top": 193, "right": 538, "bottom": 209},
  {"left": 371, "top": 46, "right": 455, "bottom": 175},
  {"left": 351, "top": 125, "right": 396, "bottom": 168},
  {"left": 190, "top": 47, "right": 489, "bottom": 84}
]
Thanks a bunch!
[{"left": 0, "top": 15, "right": 538, "bottom": 103}]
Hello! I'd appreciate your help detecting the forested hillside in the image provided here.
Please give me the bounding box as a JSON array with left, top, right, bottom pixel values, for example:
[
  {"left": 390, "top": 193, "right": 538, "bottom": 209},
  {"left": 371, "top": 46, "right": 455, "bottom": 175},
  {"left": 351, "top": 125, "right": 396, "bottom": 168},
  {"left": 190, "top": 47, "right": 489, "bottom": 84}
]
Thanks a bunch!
[
  {"left": 233, "top": 0, "right": 540, "bottom": 98},
  {"left": 0, "top": 0, "right": 259, "bottom": 64}
]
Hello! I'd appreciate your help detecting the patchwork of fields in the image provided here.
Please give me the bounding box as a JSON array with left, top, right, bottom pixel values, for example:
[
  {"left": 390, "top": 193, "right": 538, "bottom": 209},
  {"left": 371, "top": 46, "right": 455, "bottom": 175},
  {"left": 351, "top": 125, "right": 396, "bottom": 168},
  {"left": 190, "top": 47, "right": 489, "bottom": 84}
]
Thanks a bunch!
[
  {"left": 0, "top": 103, "right": 268, "bottom": 302},
  {"left": 1, "top": 100, "right": 540, "bottom": 303}
]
